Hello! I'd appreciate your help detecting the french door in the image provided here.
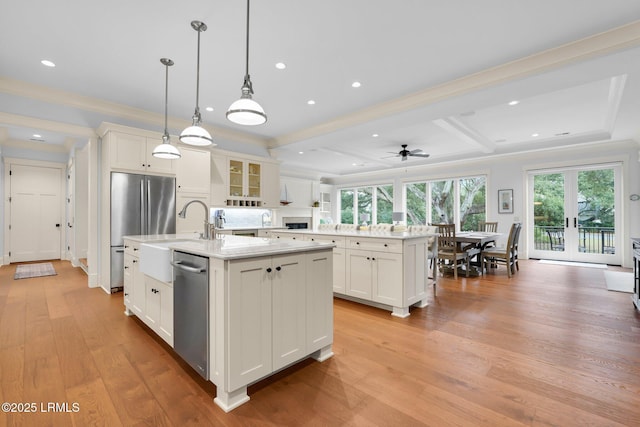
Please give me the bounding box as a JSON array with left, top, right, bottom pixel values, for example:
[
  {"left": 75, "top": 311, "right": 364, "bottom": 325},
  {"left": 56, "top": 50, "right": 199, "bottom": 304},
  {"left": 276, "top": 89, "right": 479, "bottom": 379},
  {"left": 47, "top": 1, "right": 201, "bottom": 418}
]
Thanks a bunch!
[{"left": 527, "top": 163, "right": 622, "bottom": 264}]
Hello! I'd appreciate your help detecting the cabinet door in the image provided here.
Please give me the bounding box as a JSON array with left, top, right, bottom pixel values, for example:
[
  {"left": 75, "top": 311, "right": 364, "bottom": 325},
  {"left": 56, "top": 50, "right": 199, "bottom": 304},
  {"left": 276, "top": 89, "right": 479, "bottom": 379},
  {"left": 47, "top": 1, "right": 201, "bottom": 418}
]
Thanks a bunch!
[
  {"left": 228, "top": 257, "right": 272, "bottom": 390},
  {"left": 272, "top": 254, "right": 307, "bottom": 371},
  {"left": 176, "top": 193, "right": 209, "bottom": 235},
  {"left": 110, "top": 132, "right": 147, "bottom": 172},
  {"left": 261, "top": 162, "right": 280, "bottom": 208},
  {"left": 144, "top": 140, "right": 176, "bottom": 175},
  {"left": 346, "top": 250, "right": 373, "bottom": 299},
  {"left": 210, "top": 154, "right": 228, "bottom": 206},
  {"left": 158, "top": 281, "right": 173, "bottom": 347},
  {"left": 228, "top": 159, "right": 245, "bottom": 198},
  {"left": 123, "top": 253, "right": 134, "bottom": 307},
  {"left": 247, "top": 162, "right": 261, "bottom": 198},
  {"left": 372, "top": 252, "right": 403, "bottom": 306},
  {"left": 306, "top": 251, "right": 333, "bottom": 353},
  {"left": 177, "top": 147, "right": 210, "bottom": 193},
  {"left": 333, "top": 248, "right": 346, "bottom": 294},
  {"left": 144, "top": 276, "right": 161, "bottom": 329},
  {"left": 132, "top": 257, "right": 145, "bottom": 316}
]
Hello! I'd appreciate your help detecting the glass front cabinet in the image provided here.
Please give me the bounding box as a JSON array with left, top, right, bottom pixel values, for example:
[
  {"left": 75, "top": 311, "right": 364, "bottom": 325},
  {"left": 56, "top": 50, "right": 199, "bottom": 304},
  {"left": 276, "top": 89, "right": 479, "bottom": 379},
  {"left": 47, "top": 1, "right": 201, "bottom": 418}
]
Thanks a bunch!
[{"left": 228, "top": 159, "right": 262, "bottom": 206}]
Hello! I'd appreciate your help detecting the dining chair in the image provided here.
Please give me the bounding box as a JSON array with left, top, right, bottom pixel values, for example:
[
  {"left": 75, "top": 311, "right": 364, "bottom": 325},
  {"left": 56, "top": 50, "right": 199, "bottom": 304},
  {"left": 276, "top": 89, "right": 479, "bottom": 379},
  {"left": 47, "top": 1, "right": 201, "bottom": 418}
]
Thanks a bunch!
[
  {"left": 408, "top": 224, "right": 439, "bottom": 282},
  {"left": 478, "top": 221, "right": 498, "bottom": 232},
  {"left": 436, "top": 224, "right": 469, "bottom": 280},
  {"left": 482, "top": 222, "right": 521, "bottom": 278},
  {"left": 318, "top": 223, "right": 337, "bottom": 231},
  {"left": 369, "top": 223, "right": 393, "bottom": 232}
]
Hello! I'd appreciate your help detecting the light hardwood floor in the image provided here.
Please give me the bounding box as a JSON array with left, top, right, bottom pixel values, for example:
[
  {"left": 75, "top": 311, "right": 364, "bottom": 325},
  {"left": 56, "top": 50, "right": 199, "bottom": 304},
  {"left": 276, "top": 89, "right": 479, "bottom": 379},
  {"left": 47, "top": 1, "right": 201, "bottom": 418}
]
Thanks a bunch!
[{"left": 0, "top": 260, "right": 639, "bottom": 426}]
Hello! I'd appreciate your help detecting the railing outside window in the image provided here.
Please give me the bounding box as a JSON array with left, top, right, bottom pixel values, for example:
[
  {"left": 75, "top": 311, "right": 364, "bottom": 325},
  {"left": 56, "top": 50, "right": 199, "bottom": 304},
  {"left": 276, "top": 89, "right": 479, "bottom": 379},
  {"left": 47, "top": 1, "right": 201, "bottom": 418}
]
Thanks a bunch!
[{"left": 533, "top": 225, "right": 615, "bottom": 254}]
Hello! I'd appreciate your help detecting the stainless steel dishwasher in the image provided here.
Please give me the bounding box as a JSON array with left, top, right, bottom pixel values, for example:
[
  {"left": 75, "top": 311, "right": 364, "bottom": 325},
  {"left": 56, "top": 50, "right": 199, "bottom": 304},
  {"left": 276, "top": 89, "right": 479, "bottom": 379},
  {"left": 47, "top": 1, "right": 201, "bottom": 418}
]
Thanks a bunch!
[{"left": 172, "top": 251, "right": 209, "bottom": 379}]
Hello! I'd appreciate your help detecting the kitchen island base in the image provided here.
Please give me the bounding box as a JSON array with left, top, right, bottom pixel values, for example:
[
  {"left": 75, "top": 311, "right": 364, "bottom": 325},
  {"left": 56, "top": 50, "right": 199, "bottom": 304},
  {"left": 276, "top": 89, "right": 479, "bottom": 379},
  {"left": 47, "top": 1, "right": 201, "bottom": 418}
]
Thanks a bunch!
[
  {"left": 213, "top": 343, "right": 334, "bottom": 413},
  {"left": 334, "top": 293, "right": 428, "bottom": 318}
]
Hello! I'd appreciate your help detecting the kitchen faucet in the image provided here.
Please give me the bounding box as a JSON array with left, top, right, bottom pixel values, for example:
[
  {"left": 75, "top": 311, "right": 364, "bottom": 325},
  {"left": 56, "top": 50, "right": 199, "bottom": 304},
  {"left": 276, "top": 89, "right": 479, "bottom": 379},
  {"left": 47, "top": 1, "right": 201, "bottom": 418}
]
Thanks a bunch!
[{"left": 178, "top": 200, "right": 214, "bottom": 239}]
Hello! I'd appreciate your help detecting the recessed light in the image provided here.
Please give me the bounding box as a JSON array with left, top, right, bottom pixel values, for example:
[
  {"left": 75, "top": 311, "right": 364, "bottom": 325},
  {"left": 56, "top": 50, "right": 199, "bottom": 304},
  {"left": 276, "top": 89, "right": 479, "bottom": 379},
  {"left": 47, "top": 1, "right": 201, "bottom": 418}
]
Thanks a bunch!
[
  {"left": 372, "top": 134, "right": 379, "bottom": 138},
  {"left": 33, "top": 134, "right": 42, "bottom": 138},
  {"left": 275, "top": 62, "right": 286, "bottom": 70},
  {"left": 508, "top": 100, "right": 519, "bottom": 106},
  {"left": 307, "top": 100, "right": 315, "bottom": 105},
  {"left": 351, "top": 81, "right": 361, "bottom": 88},
  {"left": 352, "top": 163, "right": 358, "bottom": 166},
  {"left": 298, "top": 151, "right": 304, "bottom": 154},
  {"left": 496, "top": 138, "right": 507, "bottom": 143},
  {"left": 205, "top": 107, "right": 214, "bottom": 112},
  {"left": 41, "top": 60, "right": 55, "bottom": 67},
  {"left": 531, "top": 133, "right": 539, "bottom": 137}
]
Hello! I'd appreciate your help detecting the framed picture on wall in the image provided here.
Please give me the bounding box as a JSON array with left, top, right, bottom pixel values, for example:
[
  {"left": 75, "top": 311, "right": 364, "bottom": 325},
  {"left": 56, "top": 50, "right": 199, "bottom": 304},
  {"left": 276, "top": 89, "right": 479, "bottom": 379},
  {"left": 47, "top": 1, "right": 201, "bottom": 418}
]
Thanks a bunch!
[{"left": 498, "top": 189, "right": 513, "bottom": 214}]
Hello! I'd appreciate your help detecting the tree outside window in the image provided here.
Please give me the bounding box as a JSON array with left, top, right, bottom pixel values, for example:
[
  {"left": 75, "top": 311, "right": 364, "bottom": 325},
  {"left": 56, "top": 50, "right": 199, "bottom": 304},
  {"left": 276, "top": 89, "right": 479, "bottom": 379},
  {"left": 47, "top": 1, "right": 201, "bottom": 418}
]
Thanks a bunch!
[
  {"left": 405, "top": 176, "right": 486, "bottom": 229},
  {"left": 339, "top": 184, "right": 393, "bottom": 225}
]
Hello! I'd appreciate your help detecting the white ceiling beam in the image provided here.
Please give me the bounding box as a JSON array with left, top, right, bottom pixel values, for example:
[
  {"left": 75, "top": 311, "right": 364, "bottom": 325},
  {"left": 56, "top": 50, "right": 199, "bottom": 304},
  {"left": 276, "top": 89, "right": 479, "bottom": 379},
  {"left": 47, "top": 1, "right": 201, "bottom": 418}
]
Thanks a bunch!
[
  {"left": 433, "top": 117, "right": 496, "bottom": 153},
  {"left": 270, "top": 20, "right": 640, "bottom": 149}
]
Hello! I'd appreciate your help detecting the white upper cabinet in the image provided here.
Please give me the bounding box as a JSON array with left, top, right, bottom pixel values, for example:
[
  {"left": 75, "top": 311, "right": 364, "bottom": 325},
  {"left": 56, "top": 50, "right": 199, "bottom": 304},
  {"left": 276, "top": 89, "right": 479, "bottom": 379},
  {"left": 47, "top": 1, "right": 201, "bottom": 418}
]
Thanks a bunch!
[
  {"left": 176, "top": 146, "right": 210, "bottom": 194},
  {"left": 107, "top": 131, "right": 176, "bottom": 175}
]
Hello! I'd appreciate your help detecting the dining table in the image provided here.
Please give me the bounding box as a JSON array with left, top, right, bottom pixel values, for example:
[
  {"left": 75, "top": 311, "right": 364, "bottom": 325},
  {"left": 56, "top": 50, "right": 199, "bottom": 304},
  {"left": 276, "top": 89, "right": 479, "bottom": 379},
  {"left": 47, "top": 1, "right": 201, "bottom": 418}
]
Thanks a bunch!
[{"left": 455, "top": 231, "right": 501, "bottom": 275}]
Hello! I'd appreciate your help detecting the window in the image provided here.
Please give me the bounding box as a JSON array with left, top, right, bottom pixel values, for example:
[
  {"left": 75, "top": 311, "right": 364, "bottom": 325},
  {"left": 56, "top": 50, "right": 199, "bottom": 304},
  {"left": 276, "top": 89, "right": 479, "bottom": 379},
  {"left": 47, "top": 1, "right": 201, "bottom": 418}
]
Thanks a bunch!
[
  {"left": 339, "top": 184, "right": 393, "bottom": 225},
  {"left": 405, "top": 176, "right": 486, "bottom": 230}
]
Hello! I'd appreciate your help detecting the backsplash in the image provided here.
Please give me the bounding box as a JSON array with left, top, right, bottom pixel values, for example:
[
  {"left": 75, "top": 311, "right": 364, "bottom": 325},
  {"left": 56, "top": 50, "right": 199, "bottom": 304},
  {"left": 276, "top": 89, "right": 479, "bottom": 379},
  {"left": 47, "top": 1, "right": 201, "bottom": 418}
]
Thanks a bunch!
[{"left": 210, "top": 208, "right": 273, "bottom": 228}]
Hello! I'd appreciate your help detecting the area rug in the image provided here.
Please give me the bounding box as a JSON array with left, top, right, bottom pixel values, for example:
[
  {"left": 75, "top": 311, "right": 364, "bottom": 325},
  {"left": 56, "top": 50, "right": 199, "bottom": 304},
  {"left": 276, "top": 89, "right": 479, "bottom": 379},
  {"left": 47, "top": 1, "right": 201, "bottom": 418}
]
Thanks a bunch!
[
  {"left": 14, "top": 262, "right": 57, "bottom": 280},
  {"left": 603, "top": 271, "right": 634, "bottom": 293},
  {"left": 538, "top": 260, "right": 608, "bottom": 269}
]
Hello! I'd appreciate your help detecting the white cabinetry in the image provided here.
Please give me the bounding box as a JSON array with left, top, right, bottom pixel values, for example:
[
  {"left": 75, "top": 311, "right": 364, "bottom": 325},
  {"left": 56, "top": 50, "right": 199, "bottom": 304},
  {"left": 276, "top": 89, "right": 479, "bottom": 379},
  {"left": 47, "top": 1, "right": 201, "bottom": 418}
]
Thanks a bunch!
[
  {"left": 212, "top": 249, "right": 333, "bottom": 412},
  {"left": 346, "top": 237, "right": 404, "bottom": 307},
  {"left": 227, "top": 253, "right": 307, "bottom": 388},
  {"left": 176, "top": 147, "right": 210, "bottom": 235},
  {"left": 122, "top": 238, "right": 173, "bottom": 347},
  {"left": 143, "top": 276, "right": 174, "bottom": 346},
  {"left": 210, "top": 154, "right": 228, "bottom": 207},
  {"left": 211, "top": 151, "right": 279, "bottom": 208},
  {"left": 270, "top": 231, "right": 303, "bottom": 241},
  {"left": 304, "top": 234, "right": 346, "bottom": 294},
  {"left": 176, "top": 147, "right": 210, "bottom": 194},
  {"left": 107, "top": 131, "right": 176, "bottom": 174}
]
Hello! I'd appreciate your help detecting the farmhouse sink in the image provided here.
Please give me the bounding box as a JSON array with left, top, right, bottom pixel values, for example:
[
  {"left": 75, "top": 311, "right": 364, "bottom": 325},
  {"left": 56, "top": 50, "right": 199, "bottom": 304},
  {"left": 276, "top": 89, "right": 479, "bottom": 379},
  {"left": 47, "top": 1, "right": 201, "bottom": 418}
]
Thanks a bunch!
[{"left": 140, "top": 240, "right": 193, "bottom": 283}]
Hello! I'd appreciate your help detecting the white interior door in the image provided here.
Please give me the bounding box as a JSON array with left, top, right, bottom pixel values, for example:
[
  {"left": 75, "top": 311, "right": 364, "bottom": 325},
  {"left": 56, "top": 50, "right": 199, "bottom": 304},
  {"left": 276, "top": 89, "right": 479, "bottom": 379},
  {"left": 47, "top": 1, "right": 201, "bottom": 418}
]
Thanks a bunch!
[
  {"left": 528, "top": 163, "right": 622, "bottom": 264},
  {"left": 10, "top": 164, "right": 63, "bottom": 262}
]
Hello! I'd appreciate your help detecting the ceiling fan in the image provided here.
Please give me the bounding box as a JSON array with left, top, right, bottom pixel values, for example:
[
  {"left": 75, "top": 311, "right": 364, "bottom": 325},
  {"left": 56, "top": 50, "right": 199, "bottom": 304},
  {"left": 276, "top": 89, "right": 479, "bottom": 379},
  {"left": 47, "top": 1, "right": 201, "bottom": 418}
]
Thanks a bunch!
[{"left": 386, "top": 144, "right": 430, "bottom": 161}]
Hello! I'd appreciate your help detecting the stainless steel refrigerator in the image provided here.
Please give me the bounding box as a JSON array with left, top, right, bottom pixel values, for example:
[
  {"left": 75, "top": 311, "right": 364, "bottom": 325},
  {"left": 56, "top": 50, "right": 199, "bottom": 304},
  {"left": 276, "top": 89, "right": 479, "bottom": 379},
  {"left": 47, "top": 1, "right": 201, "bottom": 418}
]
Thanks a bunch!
[{"left": 110, "top": 172, "right": 176, "bottom": 290}]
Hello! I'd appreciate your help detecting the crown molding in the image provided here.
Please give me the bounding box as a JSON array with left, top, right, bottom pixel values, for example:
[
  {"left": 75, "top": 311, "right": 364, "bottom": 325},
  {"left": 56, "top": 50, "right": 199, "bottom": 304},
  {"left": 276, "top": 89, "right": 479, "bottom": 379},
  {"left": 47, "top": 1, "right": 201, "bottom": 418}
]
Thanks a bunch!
[
  {"left": 0, "top": 112, "right": 96, "bottom": 138},
  {"left": 270, "top": 20, "right": 640, "bottom": 149},
  {"left": 0, "top": 77, "right": 269, "bottom": 148}
]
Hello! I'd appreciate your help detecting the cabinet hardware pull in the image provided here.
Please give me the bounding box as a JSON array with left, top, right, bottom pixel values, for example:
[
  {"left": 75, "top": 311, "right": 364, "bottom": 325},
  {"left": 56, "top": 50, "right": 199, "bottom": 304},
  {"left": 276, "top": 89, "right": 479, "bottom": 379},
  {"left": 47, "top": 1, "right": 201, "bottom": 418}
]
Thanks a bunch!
[
  {"left": 384, "top": 244, "right": 388, "bottom": 247},
  {"left": 372, "top": 257, "right": 376, "bottom": 261},
  {"left": 276, "top": 266, "right": 281, "bottom": 271},
  {"left": 266, "top": 267, "right": 272, "bottom": 273},
  {"left": 132, "top": 260, "right": 137, "bottom": 263},
  {"left": 356, "top": 242, "right": 360, "bottom": 245},
  {"left": 124, "top": 266, "right": 129, "bottom": 269},
  {"left": 367, "top": 257, "right": 370, "bottom": 260}
]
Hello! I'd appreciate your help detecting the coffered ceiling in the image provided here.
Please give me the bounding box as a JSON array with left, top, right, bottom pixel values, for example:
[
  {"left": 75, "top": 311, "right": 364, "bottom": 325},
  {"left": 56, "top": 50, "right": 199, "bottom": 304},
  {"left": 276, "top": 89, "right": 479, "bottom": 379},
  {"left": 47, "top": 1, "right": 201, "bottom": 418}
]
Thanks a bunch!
[{"left": 1, "top": 1, "right": 640, "bottom": 177}]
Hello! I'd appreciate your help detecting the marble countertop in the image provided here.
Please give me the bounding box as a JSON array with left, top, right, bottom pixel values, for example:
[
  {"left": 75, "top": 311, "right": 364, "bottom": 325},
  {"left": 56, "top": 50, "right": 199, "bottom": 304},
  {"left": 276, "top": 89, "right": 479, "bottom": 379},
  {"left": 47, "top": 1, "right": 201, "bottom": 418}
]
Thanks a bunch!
[
  {"left": 124, "top": 234, "right": 334, "bottom": 260},
  {"left": 271, "top": 228, "right": 437, "bottom": 240},
  {"left": 216, "top": 225, "right": 288, "bottom": 231}
]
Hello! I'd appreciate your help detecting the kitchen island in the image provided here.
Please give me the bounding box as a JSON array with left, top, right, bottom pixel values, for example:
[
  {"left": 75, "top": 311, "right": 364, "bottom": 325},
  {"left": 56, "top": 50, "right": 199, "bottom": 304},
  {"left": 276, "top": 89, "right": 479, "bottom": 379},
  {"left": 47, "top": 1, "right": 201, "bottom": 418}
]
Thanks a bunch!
[
  {"left": 122, "top": 234, "right": 334, "bottom": 412},
  {"left": 270, "top": 228, "right": 437, "bottom": 317}
]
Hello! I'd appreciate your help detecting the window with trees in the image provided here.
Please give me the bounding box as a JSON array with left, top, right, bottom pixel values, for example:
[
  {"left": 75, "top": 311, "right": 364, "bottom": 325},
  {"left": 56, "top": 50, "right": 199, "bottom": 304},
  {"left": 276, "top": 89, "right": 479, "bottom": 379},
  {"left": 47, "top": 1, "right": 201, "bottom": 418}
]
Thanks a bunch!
[
  {"left": 405, "top": 176, "right": 486, "bottom": 230},
  {"left": 340, "top": 184, "right": 393, "bottom": 224}
]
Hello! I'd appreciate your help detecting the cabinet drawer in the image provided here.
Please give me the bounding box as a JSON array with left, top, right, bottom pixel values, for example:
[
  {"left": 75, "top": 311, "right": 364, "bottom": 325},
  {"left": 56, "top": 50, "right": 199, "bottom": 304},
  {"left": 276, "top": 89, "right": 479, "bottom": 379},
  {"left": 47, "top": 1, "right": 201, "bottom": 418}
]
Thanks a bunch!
[
  {"left": 347, "top": 237, "right": 402, "bottom": 253},
  {"left": 305, "top": 235, "right": 345, "bottom": 248},
  {"left": 272, "top": 232, "right": 303, "bottom": 240},
  {"left": 124, "top": 240, "right": 141, "bottom": 256}
]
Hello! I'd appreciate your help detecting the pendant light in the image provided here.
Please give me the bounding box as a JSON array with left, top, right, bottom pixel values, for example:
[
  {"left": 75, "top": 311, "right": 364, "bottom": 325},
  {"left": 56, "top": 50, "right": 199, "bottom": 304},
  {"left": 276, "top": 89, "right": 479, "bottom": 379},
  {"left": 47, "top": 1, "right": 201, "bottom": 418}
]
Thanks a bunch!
[
  {"left": 226, "top": 0, "right": 267, "bottom": 126},
  {"left": 180, "top": 20, "right": 214, "bottom": 146},
  {"left": 153, "top": 58, "right": 181, "bottom": 159}
]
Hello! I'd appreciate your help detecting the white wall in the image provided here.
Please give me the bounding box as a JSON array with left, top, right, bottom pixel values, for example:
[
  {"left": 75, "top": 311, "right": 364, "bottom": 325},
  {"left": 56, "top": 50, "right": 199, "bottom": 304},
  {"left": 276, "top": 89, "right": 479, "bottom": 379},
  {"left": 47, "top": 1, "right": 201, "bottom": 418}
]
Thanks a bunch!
[{"left": 324, "top": 140, "right": 640, "bottom": 268}]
